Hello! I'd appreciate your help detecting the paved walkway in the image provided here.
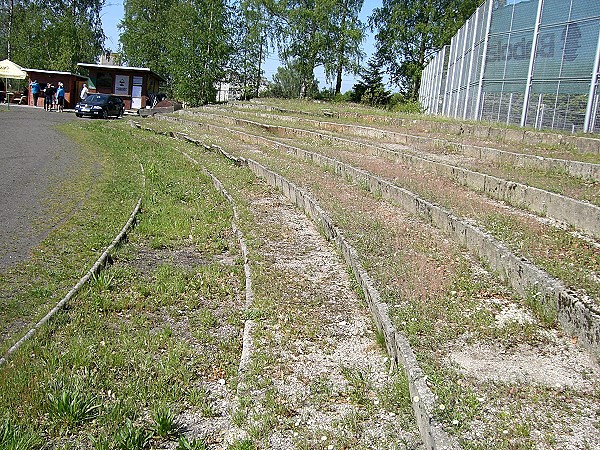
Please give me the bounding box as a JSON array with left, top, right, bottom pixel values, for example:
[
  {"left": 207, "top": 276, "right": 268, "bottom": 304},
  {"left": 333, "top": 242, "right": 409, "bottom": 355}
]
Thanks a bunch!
[{"left": 0, "top": 105, "right": 80, "bottom": 269}]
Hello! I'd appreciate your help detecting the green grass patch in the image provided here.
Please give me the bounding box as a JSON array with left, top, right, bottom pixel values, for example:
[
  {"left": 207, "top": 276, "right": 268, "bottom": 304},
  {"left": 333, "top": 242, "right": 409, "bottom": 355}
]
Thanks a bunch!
[{"left": 0, "top": 121, "right": 246, "bottom": 448}]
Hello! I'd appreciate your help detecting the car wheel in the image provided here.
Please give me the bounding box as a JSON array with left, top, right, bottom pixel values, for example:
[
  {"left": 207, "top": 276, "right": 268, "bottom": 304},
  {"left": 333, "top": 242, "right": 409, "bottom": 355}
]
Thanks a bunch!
[
  {"left": 118, "top": 107, "right": 124, "bottom": 118},
  {"left": 101, "top": 109, "right": 108, "bottom": 119},
  {"left": 76, "top": 113, "right": 82, "bottom": 118}
]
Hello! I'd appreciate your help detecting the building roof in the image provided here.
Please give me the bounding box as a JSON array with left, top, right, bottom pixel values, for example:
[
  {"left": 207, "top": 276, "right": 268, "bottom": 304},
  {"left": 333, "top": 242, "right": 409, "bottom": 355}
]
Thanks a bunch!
[
  {"left": 23, "top": 68, "right": 88, "bottom": 79},
  {"left": 77, "top": 63, "right": 165, "bottom": 81}
]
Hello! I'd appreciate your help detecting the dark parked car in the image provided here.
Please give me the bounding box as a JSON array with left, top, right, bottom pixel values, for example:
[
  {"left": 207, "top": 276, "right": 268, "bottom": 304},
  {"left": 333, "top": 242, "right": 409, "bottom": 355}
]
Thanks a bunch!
[{"left": 75, "top": 93, "right": 124, "bottom": 119}]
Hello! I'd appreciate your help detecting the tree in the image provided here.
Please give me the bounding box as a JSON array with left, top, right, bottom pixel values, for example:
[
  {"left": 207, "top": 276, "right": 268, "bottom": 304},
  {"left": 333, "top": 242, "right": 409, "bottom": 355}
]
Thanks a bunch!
[
  {"left": 119, "top": 0, "right": 234, "bottom": 105},
  {"left": 171, "top": 0, "right": 233, "bottom": 105},
  {"left": 119, "top": 0, "right": 175, "bottom": 77},
  {"left": 324, "top": 0, "right": 365, "bottom": 95},
  {"left": 264, "top": 0, "right": 365, "bottom": 98},
  {"left": 351, "top": 55, "right": 390, "bottom": 106},
  {"left": 231, "top": 0, "right": 270, "bottom": 98},
  {"left": 0, "top": 0, "right": 106, "bottom": 71},
  {"left": 272, "top": 0, "right": 330, "bottom": 98},
  {"left": 370, "top": 0, "right": 478, "bottom": 100},
  {"left": 267, "top": 59, "right": 318, "bottom": 98}
]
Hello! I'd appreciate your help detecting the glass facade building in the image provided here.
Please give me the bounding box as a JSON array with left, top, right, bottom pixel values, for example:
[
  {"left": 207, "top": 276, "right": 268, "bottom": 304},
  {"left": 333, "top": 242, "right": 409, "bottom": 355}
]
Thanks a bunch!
[{"left": 418, "top": 0, "right": 600, "bottom": 133}]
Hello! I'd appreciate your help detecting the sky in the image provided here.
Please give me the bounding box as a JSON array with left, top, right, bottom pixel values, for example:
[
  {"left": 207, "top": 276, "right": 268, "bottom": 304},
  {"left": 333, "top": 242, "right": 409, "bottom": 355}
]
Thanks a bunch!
[{"left": 100, "top": 0, "right": 384, "bottom": 93}]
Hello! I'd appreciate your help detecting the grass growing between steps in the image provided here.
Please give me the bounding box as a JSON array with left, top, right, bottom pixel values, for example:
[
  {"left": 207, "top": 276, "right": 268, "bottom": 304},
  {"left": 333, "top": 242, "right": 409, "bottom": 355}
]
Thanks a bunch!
[
  {"left": 172, "top": 123, "right": 599, "bottom": 450},
  {"left": 154, "top": 114, "right": 600, "bottom": 305}
]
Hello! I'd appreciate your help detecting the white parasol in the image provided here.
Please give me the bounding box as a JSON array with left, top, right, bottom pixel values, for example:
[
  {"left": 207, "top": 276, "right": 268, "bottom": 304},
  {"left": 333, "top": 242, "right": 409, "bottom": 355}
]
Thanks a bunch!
[{"left": 0, "top": 59, "right": 27, "bottom": 109}]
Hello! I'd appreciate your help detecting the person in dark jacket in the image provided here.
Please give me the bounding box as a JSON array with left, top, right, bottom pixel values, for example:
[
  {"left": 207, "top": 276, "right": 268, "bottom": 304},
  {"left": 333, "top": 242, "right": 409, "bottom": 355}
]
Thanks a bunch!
[{"left": 44, "top": 83, "right": 55, "bottom": 111}]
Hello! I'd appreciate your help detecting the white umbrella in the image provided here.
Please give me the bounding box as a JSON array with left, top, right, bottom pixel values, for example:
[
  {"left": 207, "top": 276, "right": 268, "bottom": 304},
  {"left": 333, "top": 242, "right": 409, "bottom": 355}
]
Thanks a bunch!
[{"left": 0, "top": 59, "right": 27, "bottom": 109}]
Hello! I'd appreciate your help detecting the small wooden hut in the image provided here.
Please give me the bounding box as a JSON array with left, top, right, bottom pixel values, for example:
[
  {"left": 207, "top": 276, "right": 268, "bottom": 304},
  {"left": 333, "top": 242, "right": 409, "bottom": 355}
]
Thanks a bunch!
[
  {"left": 77, "top": 63, "right": 164, "bottom": 110},
  {"left": 24, "top": 69, "right": 88, "bottom": 108}
]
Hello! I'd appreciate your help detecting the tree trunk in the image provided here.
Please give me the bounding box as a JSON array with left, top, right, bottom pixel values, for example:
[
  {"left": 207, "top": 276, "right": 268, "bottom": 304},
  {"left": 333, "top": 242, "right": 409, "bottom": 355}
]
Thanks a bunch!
[
  {"left": 255, "top": 32, "right": 264, "bottom": 98},
  {"left": 334, "top": 0, "right": 348, "bottom": 95},
  {"left": 7, "top": 0, "right": 14, "bottom": 60}
]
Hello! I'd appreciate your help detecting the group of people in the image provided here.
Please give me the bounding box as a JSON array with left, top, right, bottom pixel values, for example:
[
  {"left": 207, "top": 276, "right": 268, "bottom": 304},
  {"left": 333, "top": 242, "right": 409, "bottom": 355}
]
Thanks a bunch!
[{"left": 29, "top": 80, "right": 66, "bottom": 112}]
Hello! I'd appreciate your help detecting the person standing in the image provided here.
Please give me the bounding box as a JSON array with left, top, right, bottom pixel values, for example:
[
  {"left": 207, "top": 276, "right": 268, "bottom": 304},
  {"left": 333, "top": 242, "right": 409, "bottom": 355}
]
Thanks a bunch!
[
  {"left": 51, "top": 83, "right": 57, "bottom": 111},
  {"left": 80, "top": 83, "right": 88, "bottom": 101},
  {"left": 44, "top": 83, "right": 55, "bottom": 111},
  {"left": 56, "top": 82, "right": 65, "bottom": 112},
  {"left": 30, "top": 80, "right": 40, "bottom": 107}
]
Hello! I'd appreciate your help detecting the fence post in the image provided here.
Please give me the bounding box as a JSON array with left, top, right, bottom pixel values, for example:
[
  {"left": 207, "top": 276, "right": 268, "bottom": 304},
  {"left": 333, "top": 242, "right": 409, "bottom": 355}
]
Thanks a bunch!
[
  {"left": 425, "top": 58, "right": 434, "bottom": 113},
  {"left": 443, "top": 37, "right": 457, "bottom": 116},
  {"left": 521, "top": 0, "right": 544, "bottom": 127},
  {"left": 433, "top": 47, "right": 446, "bottom": 114},
  {"left": 463, "top": 8, "right": 479, "bottom": 119},
  {"left": 474, "top": 0, "right": 493, "bottom": 121},
  {"left": 453, "top": 23, "right": 469, "bottom": 118},
  {"left": 584, "top": 27, "right": 600, "bottom": 133}
]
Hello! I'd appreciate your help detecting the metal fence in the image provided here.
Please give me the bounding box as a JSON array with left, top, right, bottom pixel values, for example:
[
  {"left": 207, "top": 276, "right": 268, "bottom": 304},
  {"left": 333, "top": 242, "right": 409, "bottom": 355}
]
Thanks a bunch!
[{"left": 419, "top": 0, "right": 600, "bottom": 133}]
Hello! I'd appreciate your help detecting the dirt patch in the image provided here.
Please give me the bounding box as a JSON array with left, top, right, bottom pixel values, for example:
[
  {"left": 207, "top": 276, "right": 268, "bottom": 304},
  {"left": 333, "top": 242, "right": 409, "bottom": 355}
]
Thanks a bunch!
[
  {"left": 235, "top": 194, "right": 423, "bottom": 448},
  {"left": 449, "top": 340, "right": 599, "bottom": 392},
  {"left": 129, "top": 245, "right": 235, "bottom": 273}
]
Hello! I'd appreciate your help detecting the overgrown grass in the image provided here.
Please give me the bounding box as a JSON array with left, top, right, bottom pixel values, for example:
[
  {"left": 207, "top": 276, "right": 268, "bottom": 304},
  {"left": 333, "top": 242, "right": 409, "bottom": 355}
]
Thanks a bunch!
[
  {"left": 176, "top": 120, "right": 597, "bottom": 448},
  {"left": 231, "top": 99, "right": 600, "bottom": 157},
  {"left": 182, "top": 112, "right": 600, "bottom": 303},
  {"left": 0, "top": 121, "right": 245, "bottom": 447}
]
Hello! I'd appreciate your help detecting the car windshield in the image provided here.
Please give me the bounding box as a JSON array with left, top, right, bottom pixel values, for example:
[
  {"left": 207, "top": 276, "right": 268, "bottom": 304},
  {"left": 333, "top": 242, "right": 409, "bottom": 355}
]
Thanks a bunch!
[{"left": 84, "top": 94, "right": 108, "bottom": 105}]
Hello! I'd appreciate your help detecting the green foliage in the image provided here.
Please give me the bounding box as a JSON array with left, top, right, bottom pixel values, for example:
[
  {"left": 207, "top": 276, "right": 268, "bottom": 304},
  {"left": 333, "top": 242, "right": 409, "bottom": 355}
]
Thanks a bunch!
[
  {"left": 151, "top": 406, "right": 179, "bottom": 438},
  {"left": 0, "top": 420, "right": 42, "bottom": 450},
  {"left": 322, "top": 0, "right": 366, "bottom": 94},
  {"left": 370, "top": 0, "right": 479, "bottom": 99},
  {"left": 115, "top": 419, "right": 153, "bottom": 450},
  {"left": 228, "top": 440, "right": 256, "bottom": 450},
  {"left": 177, "top": 436, "right": 208, "bottom": 450},
  {"left": 1, "top": 0, "right": 105, "bottom": 71},
  {"left": 388, "top": 93, "right": 423, "bottom": 113},
  {"left": 351, "top": 56, "right": 391, "bottom": 106},
  {"left": 119, "top": 0, "right": 233, "bottom": 106},
  {"left": 118, "top": 0, "right": 176, "bottom": 77},
  {"left": 230, "top": 0, "right": 271, "bottom": 99},
  {"left": 268, "top": 0, "right": 330, "bottom": 97},
  {"left": 264, "top": 0, "right": 365, "bottom": 98},
  {"left": 170, "top": 0, "right": 232, "bottom": 105},
  {"left": 47, "top": 390, "right": 101, "bottom": 429},
  {"left": 266, "top": 59, "right": 319, "bottom": 98},
  {"left": 340, "top": 365, "right": 371, "bottom": 405}
]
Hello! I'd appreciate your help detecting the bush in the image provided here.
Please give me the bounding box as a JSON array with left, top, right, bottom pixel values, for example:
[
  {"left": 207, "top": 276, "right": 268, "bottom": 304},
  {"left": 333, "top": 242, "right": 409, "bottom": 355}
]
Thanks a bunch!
[
  {"left": 333, "top": 91, "right": 353, "bottom": 103},
  {"left": 388, "top": 93, "right": 423, "bottom": 114}
]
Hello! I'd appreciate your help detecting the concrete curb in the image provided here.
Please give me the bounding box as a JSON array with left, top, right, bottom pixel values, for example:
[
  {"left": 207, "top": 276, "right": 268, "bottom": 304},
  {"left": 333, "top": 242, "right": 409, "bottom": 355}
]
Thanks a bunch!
[
  {"left": 221, "top": 109, "right": 600, "bottom": 182},
  {"left": 0, "top": 164, "right": 145, "bottom": 368},
  {"left": 228, "top": 102, "right": 600, "bottom": 154},
  {"left": 133, "top": 120, "right": 461, "bottom": 450},
  {"left": 154, "top": 114, "right": 600, "bottom": 359},
  {"left": 192, "top": 111, "right": 600, "bottom": 239}
]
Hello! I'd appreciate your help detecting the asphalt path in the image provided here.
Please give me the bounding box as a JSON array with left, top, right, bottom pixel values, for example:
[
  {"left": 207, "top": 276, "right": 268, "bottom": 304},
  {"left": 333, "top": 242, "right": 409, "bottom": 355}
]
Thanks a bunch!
[{"left": 0, "top": 105, "right": 82, "bottom": 270}]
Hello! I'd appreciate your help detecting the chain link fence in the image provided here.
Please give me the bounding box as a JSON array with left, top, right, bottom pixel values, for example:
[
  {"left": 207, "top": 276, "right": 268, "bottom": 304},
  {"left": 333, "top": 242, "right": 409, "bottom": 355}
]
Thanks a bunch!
[{"left": 419, "top": 0, "right": 600, "bottom": 133}]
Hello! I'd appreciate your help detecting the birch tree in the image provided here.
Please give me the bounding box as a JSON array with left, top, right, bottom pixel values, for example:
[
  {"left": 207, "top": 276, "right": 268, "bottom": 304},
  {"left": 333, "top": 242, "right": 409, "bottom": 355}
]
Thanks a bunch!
[{"left": 370, "top": 0, "right": 478, "bottom": 99}]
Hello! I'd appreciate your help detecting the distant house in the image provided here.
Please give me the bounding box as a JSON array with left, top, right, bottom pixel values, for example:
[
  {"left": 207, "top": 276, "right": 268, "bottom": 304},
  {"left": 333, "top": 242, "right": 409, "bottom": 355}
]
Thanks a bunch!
[
  {"left": 23, "top": 69, "right": 87, "bottom": 108},
  {"left": 216, "top": 80, "right": 242, "bottom": 102},
  {"left": 77, "top": 63, "right": 164, "bottom": 110},
  {"left": 216, "top": 73, "right": 269, "bottom": 102}
]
